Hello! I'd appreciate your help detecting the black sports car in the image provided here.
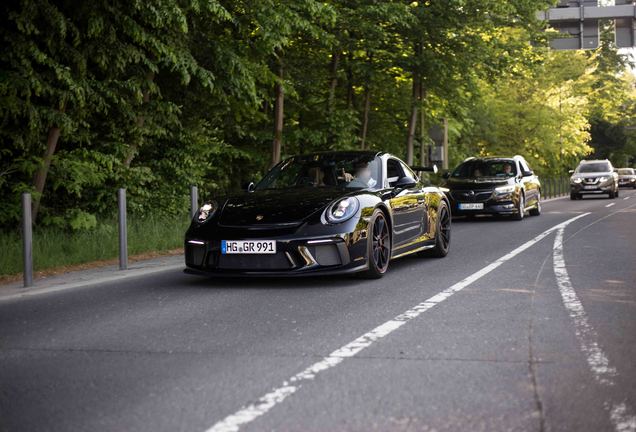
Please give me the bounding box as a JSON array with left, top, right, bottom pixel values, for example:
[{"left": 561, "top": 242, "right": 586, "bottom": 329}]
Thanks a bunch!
[{"left": 184, "top": 151, "right": 451, "bottom": 278}]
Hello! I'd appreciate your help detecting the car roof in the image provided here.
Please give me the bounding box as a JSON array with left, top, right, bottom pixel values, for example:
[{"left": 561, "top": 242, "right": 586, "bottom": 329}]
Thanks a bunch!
[
  {"left": 295, "top": 150, "right": 384, "bottom": 159},
  {"left": 579, "top": 159, "right": 610, "bottom": 164}
]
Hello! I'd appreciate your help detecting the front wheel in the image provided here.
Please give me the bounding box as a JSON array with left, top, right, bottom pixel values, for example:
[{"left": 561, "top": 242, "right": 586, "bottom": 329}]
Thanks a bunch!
[
  {"left": 529, "top": 193, "right": 541, "bottom": 216},
  {"left": 428, "top": 200, "right": 451, "bottom": 257},
  {"left": 362, "top": 209, "right": 391, "bottom": 279},
  {"left": 513, "top": 192, "right": 525, "bottom": 221},
  {"left": 609, "top": 189, "right": 615, "bottom": 199}
]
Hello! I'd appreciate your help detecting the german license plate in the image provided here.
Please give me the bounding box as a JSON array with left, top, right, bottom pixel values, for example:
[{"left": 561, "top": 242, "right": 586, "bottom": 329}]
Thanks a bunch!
[
  {"left": 458, "top": 203, "right": 484, "bottom": 210},
  {"left": 221, "top": 240, "right": 276, "bottom": 254},
  {"left": 583, "top": 185, "right": 597, "bottom": 190}
]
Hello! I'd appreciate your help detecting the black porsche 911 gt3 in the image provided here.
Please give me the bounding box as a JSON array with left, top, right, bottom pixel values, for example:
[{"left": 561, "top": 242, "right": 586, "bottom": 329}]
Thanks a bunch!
[{"left": 184, "top": 151, "right": 450, "bottom": 278}]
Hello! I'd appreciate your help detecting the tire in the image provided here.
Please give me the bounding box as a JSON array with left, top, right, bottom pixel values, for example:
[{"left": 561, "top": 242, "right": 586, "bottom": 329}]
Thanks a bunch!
[
  {"left": 513, "top": 192, "right": 525, "bottom": 221},
  {"left": 615, "top": 189, "right": 619, "bottom": 198},
  {"left": 362, "top": 209, "right": 391, "bottom": 279},
  {"left": 609, "top": 189, "right": 615, "bottom": 199},
  {"left": 529, "top": 193, "right": 541, "bottom": 216},
  {"left": 426, "top": 200, "right": 451, "bottom": 258},
  {"left": 570, "top": 192, "right": 578, "bottom": 200}
]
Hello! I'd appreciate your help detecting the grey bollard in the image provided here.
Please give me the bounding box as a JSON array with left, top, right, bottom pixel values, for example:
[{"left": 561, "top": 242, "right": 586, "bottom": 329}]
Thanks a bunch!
[
  {"left": 22, "top": 193, "right": 33, "bottom": 287},
  {"left": 118, "top": 188, "right": 128, "bottom": 270},
  {"left": 190, "top": 186, "right": 198, "bottom": 220}
]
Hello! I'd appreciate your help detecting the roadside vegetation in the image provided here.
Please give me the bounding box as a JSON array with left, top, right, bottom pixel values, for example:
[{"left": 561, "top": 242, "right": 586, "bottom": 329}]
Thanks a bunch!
[
  {"left": 0, "top": 214, "right": 188, "bottom": 276},
  {"left": 1, "top": 1, "right": 635, "bottom": 274}
]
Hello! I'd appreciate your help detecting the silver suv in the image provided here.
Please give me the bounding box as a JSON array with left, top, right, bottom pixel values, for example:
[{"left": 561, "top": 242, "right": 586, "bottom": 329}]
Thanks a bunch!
[{"left": 570, "top": 159, "right": 619, "bottom": 200}]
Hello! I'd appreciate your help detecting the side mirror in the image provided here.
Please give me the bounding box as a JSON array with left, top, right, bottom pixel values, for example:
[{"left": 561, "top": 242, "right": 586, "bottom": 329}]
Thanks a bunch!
[
  {"left": 395, "top": 176, "right": 417, "bottom": 189},
  {"left": 568, "top": 170, "right": 574, "bottom": 174},
  {"left": 410, "top": 164, "right": 438, "bottom": 174},
  {"left": 522, "top": 170, "right": 533, "bottom": 177},
  {"left": 244, "top": 182, "right": 255, "bottom": 192}
]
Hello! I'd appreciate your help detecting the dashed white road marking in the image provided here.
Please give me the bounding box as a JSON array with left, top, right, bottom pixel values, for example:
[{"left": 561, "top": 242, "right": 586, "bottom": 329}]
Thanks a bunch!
[
  {"left": 624, "top": 196, "right": 631, "bottom": 200},
  {"left": 204, "top": 213, "right": 590, "bottom": 432},
  {"left": 553, "top": 228, "right": 636, "bottom": 432},
  {"left": 606, "top": 203, "right": 615, "bottom": 208}
]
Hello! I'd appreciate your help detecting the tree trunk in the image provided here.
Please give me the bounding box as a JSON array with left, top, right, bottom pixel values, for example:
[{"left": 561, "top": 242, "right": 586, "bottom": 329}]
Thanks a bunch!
[
  {"left": 272, "top": 62, "right": 284, "bottom": 167},
  {"left": 32, "top": 126, "right": 61, "bottom": 222},
  {"left": 420, "top": 83, "right": 427, "bottom": 166},
  {"left": 346, "top": 52, "right": 355, "bottom": 108},
  {"left": 360, "top": 88, "right": 371, "bottom": 150},
  {"left": 327, "top": 50, "right": 340, "bottom": 116},
  {"left": 405, "top": 73, "right": 420, "bottom": 166},
  {"left": 124, "top": 71, "right": 154, "bottom": 168}
]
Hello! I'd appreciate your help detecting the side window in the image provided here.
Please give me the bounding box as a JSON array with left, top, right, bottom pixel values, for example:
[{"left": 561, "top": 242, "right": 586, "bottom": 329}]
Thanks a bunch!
[
  {"left": 387, "top": 159, "right": 405, "bottom": 187},
  {"left": 400, "top": 161, "right": 418, "bottom": 181}
]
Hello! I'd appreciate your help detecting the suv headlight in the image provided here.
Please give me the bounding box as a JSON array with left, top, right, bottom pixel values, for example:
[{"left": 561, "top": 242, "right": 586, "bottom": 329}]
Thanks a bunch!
[
  {"left": 326, "top": 197, "right": 359, "bottom": 224},
  {"left": 599, "top": 176, "right": 608, "bottom": 182},
  {"left": 571, "top": 177, "right": 582, "bottom": 184},
  {"left": 197, "top": 202, "right": 217, "bottom": 223}
]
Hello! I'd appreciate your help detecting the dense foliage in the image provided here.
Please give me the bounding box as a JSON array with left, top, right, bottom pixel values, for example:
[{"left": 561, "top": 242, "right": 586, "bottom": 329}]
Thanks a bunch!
[{"left": 1, "top": 0, "right": 634, "bottom": 230}]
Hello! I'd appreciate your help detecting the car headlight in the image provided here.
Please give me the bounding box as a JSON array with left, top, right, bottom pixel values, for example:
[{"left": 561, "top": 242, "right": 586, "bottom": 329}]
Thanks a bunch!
[
  {"left": 494, "top": 185, "right": 515, "bottom": 194},
  {"left": 326, "top": 197, "right": 359, "bottom": 224},
  {"left": 599, "top": 176, "right": 608, "bottom": 182},
  {"left": 571, "top": 178, "right": 582, "bottom": 184},
  {"left": 631, "top": 178, "right": 636, "bottom": 182},
  {"left": 197, "top": 202, "right": 217, "bottom": 222}
]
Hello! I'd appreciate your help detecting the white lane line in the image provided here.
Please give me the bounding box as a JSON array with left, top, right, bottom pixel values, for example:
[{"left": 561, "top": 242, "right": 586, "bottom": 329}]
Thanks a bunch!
[
  {"left": 553, "top": 228, "right": 636, "bottom": 432},
  {"left": 606, "top": 203, "right": 615, "bottom": 208},
  {"left": 205, "top": 213, "right": 590, "bottom": 432},
  {"left": 624, "top": 196, "right": 631, "bottom": 200}
]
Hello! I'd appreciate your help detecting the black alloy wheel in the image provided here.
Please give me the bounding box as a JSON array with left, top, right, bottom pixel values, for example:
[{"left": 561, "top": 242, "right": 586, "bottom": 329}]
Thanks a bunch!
[{"left": 363, "top": 210, "right": 391, "bottom": 278}]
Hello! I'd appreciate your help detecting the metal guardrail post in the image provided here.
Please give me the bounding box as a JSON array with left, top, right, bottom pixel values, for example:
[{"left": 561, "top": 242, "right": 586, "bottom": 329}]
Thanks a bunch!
[
  {"left": 190, "top": 185, "right": 198, "bottom": 220},
  {"left": 118, "top": 188, "right": 128, "bottom": 270},
  {"left": 22, "top": 193, "right": 33, "bottom": 287}
]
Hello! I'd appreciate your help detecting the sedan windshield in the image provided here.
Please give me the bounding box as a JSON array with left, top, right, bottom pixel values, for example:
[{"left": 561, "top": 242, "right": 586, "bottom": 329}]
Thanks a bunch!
[
  {"left": 617, "top": 168, "right": 634, "bottom": 175},
  {"left": 576, "top": 163, "right": 610, "bottom": 173},
  {"left": 451, "top": 160, "right": 517, "bottom": 179},
  {"left": 255, "top": 154, "right": 381, "bottom": 190}
]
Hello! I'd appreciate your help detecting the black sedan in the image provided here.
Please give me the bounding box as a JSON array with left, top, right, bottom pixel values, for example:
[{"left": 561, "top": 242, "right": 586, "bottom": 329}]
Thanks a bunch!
[
  {"left": 442, "top": 155, "right": 541, "bottom": 220},
  {"left": 184, "top": 151, "right": 450, "bottom": 278}
]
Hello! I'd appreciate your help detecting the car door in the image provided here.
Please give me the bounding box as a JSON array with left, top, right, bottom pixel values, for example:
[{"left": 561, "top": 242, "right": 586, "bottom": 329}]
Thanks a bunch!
[{"left": 385, "top": 158, "right": 427, "bottom": 247}]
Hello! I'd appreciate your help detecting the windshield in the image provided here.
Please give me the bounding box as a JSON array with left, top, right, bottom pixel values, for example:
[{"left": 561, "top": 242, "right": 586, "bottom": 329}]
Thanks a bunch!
[
  {"left": 617, "top": 168, "right": 634, "bottom": 175},
  {"left": 255, "top": 154, "right": 381, "bottom": 191},
  {"left": 576, "top": 163, "right": 610, "bottom": 173},
  {"left": 451, "top": 159, "right": 517, "bottom": 179}
]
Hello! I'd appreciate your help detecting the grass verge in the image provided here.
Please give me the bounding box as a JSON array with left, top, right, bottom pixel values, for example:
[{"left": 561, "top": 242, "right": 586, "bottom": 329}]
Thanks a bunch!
[{"left": 0, "top": 214, "right": 190, "bottom": 278}]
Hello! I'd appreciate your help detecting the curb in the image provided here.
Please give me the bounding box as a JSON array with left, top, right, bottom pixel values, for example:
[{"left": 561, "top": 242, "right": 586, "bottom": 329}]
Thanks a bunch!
[{"left": 0, "top": 262, "right": 184, "bottom": 303}]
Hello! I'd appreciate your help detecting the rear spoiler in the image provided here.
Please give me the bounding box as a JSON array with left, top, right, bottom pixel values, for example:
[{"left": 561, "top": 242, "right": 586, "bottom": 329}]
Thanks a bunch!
[{"left": 410, "top": 164, "right": 438, "bottom": 174}]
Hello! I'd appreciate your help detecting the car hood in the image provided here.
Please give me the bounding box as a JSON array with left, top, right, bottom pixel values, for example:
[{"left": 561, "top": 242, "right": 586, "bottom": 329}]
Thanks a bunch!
[
  {"left": 444, "top": 177, "right": 513, "bottom": 190},
  {"left": 217, "top": 187, "right": 355, "bottom": 226},
  {"left": 618, "top": 174, "right": 636, "bottom": 179}
]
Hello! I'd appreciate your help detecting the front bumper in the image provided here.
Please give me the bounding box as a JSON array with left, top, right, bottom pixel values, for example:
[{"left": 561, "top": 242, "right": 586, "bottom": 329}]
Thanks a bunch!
[
  {"left": 570, "top": 182, "right": 614, "bottom": 194},
  {"left": 446, "top": 193, "right": 519, "bottom": 216},
  {"left": 184, "top": 235, "right": 369, "bottom": 277}
]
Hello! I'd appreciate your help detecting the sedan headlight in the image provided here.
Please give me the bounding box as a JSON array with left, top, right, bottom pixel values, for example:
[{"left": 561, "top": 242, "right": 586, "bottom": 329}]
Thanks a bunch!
[
  {"left": 571, "top": 177, "right": 582, "bottom": 184},
  {"left": 326, "top": 197, "right": 359, "bottom": 224},
  {"left": 197, "top": 202, "right": 217, "bottom": 223}
]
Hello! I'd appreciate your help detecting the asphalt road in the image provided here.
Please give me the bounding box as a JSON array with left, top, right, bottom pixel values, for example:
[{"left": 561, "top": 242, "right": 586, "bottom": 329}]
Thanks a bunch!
[{"left": 1, "top": 190, "right": 635, "bottom": 432}]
